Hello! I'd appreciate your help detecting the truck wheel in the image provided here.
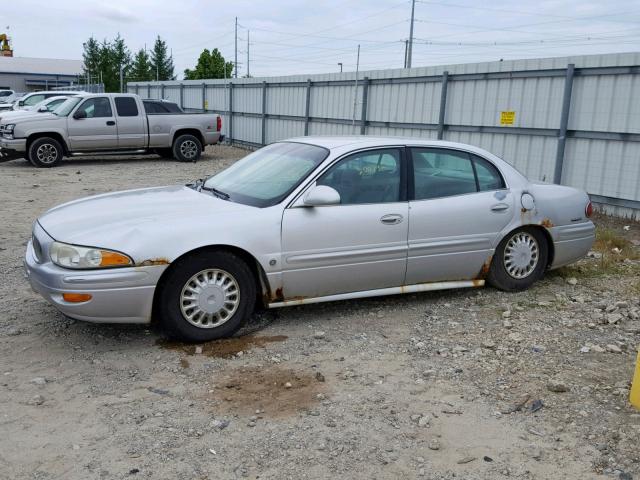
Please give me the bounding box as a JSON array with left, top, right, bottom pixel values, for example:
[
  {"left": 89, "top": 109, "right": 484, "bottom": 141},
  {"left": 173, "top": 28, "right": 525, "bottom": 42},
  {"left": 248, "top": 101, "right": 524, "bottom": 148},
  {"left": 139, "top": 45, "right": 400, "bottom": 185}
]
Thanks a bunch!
[
  {"left": 28, "top": 137, "right": 63, "bottom": 168},
  {"left": 172, "top": 134, "right": 202, "bottom": 163},
  {"left": 156, "top": 251, "right": 256, "bottom": 342},
  {"left": 154, "top": 148, "right": 174, "bottom": 159}
]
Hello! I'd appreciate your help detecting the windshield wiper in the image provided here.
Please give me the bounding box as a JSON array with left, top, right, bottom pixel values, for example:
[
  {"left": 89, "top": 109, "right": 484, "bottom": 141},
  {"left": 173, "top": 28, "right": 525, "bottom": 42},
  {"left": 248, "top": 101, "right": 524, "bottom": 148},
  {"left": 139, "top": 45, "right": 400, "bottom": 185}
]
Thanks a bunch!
[
  {"left": 201, "top": 185, "right": 230, "bottom": 200},
  {"left": 187, "top": 178, "right": 230, "bottom": 200}
]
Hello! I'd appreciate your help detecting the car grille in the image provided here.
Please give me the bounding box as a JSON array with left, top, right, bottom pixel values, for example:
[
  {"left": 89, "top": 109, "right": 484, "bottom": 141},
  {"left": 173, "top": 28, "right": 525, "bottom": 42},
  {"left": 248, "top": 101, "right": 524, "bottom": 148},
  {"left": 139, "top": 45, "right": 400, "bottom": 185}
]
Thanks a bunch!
[{"left": 32, "top": 233, "right": 43, "bottom": 263}]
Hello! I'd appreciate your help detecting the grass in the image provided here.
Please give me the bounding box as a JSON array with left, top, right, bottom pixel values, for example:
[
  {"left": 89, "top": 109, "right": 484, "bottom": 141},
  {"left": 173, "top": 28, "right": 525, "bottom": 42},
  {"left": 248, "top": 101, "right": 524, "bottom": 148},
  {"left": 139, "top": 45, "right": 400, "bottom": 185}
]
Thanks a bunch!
[{"left": 553, "top": 226, "right": 640, "bottom": 279}]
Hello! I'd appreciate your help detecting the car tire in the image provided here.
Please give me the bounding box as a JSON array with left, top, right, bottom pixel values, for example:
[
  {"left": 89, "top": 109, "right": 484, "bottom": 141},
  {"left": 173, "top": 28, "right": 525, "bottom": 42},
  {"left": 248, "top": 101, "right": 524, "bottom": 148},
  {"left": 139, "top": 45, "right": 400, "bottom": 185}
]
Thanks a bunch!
[
  {"left": 157, "top": 251, "right": 256, "bottom": 342},
  {"left": 154, "top": 148, "right": 174, "bottom": 159},
  {"left": 172, "top": 134, "right": 202, "bottom": 163},
  {"left": 28, "top": 137, "right": 64, "bottom": 168},
  {"left": 487, "top": 227, "right": 548, "bottom": 292}
]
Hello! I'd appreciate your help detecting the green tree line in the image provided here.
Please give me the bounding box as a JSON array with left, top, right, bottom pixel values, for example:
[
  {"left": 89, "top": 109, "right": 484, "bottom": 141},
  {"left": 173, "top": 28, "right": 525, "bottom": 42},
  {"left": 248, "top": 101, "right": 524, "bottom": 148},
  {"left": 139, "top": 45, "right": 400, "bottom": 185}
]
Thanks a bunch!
[{"left": 82, "top": 34, "right": 234, "bottom": 92}]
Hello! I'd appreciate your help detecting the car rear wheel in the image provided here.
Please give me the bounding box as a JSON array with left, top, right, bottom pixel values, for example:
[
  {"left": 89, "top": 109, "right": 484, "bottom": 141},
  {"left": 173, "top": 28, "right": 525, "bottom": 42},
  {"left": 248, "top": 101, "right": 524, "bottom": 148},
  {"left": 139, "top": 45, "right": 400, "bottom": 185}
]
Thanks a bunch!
[
  {"left": 172, "top": 134, "right": 202, "bottom": 163},
  {"left": 487, "top": 227, "right": 548, "bottom": 291},
  {"left": 157, "top": 251, "right": 256, "bottom": 342},
  {"left": 28, "top": 137, "right": 63, "bottom": 168}
]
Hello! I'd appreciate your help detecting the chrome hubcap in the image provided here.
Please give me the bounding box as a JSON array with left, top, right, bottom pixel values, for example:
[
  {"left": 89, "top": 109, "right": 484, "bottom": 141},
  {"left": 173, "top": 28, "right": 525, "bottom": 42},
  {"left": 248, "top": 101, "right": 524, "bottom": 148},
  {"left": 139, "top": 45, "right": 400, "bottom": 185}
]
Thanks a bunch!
[
  {"left": 180, "top": 140, "right": 198, "bottom": 159},
  {"left": 36, "top": 144, "right": 58, "bottom": 163},
  {"left": 179, "top": 269, "right": 240, "bottom": 328},
  {"left": 504, "top": 232, "right": 539, "bottom": 279}
]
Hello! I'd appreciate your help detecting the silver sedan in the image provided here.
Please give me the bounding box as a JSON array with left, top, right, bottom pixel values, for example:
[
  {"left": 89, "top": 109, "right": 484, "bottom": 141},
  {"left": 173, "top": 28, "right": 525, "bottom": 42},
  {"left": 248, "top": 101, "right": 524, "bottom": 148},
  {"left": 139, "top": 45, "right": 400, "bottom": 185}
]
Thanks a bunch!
[{"left": 24, "top": 137, "right": 595, "bottom": 342}]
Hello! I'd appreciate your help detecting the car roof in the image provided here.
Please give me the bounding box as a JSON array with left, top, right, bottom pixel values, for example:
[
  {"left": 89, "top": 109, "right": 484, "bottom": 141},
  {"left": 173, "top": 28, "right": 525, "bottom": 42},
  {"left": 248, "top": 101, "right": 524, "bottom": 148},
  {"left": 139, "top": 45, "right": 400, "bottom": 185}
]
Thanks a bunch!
[{"left": 286, "top": 135, "right": 486, "bottom": 152}]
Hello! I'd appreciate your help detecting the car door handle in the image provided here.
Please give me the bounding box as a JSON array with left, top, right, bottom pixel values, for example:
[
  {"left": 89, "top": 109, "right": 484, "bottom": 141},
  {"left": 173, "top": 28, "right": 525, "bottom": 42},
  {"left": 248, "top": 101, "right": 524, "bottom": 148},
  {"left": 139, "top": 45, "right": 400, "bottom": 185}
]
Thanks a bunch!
[
  {"left": 106, "top": 120, "right": 116, "bottom": 126},
  {"left": 490, "top": 203, "right": 509, "bottom": 212},
  {"left": 380, "top": 214, "right": 403, "bottom": 225}
]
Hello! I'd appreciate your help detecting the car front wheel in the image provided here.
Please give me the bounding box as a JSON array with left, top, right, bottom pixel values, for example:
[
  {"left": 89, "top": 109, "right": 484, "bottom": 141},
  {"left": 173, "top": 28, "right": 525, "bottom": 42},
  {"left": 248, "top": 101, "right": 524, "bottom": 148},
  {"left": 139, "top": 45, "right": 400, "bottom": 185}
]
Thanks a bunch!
[
  {"left": 28, "top": 137, "right": 63, "bottom": 168},
  {"left": 487, "top": 227, "right": 548, "bottom": 291},
  {"left": 157, "top": 251, "right": 256, "bottom": 342}
]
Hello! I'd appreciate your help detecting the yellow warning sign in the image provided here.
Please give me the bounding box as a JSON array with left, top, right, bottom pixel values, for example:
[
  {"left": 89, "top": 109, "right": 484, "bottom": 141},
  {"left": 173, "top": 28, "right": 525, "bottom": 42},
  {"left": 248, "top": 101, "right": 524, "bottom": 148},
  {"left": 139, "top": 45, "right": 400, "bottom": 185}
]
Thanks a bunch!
[
  {"left": 204, "top": 100, "right": 209, "bottom": 110},
  {"left": 500, "top": 111, "right": 516, "bottom": 125}
]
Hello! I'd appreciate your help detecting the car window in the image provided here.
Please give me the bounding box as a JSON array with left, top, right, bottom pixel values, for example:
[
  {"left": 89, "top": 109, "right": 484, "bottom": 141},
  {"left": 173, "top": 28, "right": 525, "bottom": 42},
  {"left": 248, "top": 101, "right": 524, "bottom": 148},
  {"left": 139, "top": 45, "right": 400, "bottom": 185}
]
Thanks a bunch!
[
  {"left": 162, "top": 102, "right": 182, "bottom": 113},
  {"left": 23, "top": 94, "right": 45, "bottom": 106},
  {"left": 45, "top": 98, "right": 66, "bottom": 110},
  {"left": 204, "top": 142, "right": 329, "bottom": 208},
  {"left": 411, "top": 148, "right": 477, "bottom": 200},
  {"left": 472, "top": 155, "right": 505, "bottom": 191},
  {"left": 115, "top": 97, "right": 139, "bottom": 117},
  {"left": 317, "top": 148, "right": 401, "bottom": 205},
  {"left": 77, "top": 97, "right": 113, "bottom": 118},
  {"left": 143, "top": 101, "right": 161, "bottom": 113}
]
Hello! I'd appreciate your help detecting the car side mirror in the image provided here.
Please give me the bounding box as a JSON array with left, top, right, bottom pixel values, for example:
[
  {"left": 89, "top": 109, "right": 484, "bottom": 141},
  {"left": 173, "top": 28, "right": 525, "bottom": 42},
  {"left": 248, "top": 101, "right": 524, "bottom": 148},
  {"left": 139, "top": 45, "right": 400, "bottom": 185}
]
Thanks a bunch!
[
  {"left": 73, "top": 110, "right": 87, "bottom": 119},
  {"left": 37, "top": 106, "right": 49, "bottom": 112},
  {"left": 18, "top": 100, "right": 24, "bottom": 107},
  {"left": 303, "top": 185, "right": 341, "bottom": 207}
]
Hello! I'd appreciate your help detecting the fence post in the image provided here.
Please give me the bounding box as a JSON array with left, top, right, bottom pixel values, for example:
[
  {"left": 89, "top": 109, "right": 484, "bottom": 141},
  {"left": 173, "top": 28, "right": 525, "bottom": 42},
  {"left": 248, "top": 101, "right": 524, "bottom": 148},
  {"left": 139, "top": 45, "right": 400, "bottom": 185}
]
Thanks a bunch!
[
  {"left": 261, "top": 81, "right": 267, "bottom": 146},
  {"left": 161, "top": 84, "right": 165, "bottom": 100},
  {"left": 179, "top": 83, "right": 184, "bottom": 109},
  {"left": 360, "top": 76, "right": 370, "bottom": 135},
  {"left": 304, "top": 79, "right": 312, "bottom": 136},
  {"left": 437, "top": 71, "right": 449, "bottom": 140},
  {"left": 202, "top": 83, "right": 206, "bottom": 111},
  {"left": 136, "top": 85, "right": 139, "bottom": 96},
  {"left": 147, "top": 84, "right": 151, "bottom": 99},
  {"left": 228, "top": 82, "right": 234, "bottom": 145},
  {"left": 553, "top": 63, "right": 575, "bottom": 185}
]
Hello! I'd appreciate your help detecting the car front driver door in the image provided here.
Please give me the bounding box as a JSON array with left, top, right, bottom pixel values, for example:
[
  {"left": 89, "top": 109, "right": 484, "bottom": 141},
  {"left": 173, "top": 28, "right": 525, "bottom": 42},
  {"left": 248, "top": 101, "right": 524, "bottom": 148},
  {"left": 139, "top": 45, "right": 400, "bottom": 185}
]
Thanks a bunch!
[
  {"left": 280, "top": 148, "right": 409, "bottom": 299},
  {"left": 67, "top": 97, "right": 118, "bottom": 150}
]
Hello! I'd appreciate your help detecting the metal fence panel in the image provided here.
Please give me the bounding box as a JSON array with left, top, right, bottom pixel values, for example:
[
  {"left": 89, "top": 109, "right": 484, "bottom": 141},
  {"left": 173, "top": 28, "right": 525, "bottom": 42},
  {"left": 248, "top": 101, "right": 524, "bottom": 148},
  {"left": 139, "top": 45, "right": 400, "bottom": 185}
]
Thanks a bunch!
[{"left": 127, "top": 52, "right": 640, "bottom": 215}]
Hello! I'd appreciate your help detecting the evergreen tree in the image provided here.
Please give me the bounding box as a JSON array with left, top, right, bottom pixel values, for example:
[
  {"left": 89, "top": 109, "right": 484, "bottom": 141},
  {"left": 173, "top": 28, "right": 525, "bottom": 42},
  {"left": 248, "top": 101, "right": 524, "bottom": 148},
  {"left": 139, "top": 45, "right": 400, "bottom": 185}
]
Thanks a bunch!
[
  {"left": 149, "top": 36, "right": 174, "bottom": 81},
  {"left": 129, "top": 48, "right": 153, "bottom": 82},
  {"left": 81, "top": 37, "right": 101, "bottom": 84},
  {"left": 184, "top": 48, "right": 234, "bottom": 80}
]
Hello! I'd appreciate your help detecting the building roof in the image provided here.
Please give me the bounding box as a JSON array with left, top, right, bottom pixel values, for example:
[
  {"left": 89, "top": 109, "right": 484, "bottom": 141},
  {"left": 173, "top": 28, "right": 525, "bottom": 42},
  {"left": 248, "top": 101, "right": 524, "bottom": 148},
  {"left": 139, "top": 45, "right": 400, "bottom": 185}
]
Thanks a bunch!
[{"left": 0, "top": 56, "right": 83, "bottom": 76}]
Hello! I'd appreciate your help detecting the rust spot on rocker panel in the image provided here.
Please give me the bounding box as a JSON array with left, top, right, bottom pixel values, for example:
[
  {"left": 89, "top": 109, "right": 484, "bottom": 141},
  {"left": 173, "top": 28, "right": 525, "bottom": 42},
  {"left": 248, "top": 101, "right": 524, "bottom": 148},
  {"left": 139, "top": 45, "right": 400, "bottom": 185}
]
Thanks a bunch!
[
  {"left": 475, "top": 255, "right": 493, "bottom": 280},
  {"left": 136, "top": 258, "right": 170, "bottom": 266},
  {"left": 471, "top": 279, "right": 484, "bottom": 287}
]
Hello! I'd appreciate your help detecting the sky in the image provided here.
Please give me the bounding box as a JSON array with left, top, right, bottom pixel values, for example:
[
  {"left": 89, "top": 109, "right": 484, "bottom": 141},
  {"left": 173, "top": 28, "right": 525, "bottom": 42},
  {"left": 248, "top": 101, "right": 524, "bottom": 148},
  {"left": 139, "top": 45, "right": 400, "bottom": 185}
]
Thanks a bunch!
[{"left": 3, "top": 0, "right": 640, "bottom": 79}]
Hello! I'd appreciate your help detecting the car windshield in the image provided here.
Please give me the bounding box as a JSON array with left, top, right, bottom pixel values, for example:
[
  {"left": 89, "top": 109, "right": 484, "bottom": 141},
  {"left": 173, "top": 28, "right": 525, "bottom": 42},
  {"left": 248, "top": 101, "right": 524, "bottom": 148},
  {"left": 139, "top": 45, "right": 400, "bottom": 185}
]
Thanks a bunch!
[
  {"left": 203, "top": 142, "right": 329, "bottom": 207},
  {"left": 53, "top": 97, "right": 82, "bottom": 116}
]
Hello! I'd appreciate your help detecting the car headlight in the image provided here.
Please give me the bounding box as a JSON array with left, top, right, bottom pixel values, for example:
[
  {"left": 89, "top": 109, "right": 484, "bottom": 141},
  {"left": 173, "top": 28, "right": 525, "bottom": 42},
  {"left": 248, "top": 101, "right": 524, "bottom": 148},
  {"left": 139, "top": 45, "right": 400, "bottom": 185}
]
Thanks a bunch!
[
  {"left": 49, "top": 241, "right": 133, "bottom": 269},
  {"left": 3, "top": 124, "right": 14, "bottom": 133}
]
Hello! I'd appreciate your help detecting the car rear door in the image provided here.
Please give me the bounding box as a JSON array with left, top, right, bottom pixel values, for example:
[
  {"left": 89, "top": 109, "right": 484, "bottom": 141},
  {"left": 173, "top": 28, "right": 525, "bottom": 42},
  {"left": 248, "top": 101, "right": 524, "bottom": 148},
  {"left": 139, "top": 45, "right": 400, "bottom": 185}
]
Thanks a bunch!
[
  {"left": 114, "top": 96, "right": 146, "bottom": 148},
  {"left": 406, "top": 147, "right": 514, "bottom": 284},
  {"left": 280, "top": 147, "right": 409, "bottom": 299},
  {"left": 67, "top": 97, "right": 118, "bottom": 150}
]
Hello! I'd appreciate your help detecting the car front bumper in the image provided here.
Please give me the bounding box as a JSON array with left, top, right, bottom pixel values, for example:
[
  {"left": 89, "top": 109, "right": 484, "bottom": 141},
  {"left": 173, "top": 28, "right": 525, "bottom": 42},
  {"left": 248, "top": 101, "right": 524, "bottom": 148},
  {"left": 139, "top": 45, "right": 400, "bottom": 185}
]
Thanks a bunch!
[
  {"left": 0, "top": 137, "right": 26, "bottom": 153},
  {"left": 24, "top": 226, "right": 167, "bottom": 324}
]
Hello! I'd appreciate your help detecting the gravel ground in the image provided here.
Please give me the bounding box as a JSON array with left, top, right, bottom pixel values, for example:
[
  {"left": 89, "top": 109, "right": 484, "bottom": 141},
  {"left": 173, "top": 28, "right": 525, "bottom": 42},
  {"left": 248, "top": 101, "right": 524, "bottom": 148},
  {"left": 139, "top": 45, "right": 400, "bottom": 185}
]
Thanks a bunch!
[{"left": 1, "top": 147, "right": 640, "bottom": 480}]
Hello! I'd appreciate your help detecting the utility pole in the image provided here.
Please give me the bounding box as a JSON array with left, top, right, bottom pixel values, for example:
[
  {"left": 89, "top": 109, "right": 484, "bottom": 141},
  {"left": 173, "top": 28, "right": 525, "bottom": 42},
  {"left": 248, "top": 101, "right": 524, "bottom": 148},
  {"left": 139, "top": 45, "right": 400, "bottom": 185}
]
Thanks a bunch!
[
  {"left": 246, "top": 30, "right": 250, "bottom": 78},
  {"left": 119, "top": 64, "right": 124, "bottom": 93},
  {"left": 352, "top": 44, "right": 360, "bottom": 126},
  {"left": 234, "top": 17, "right": 238, "bottom": 78},
  {"left": 407, "top": 0, "right": 415, "bottom": 68},
  {"left": 404, "top": 40, "right": 409, "bottom": 68}
]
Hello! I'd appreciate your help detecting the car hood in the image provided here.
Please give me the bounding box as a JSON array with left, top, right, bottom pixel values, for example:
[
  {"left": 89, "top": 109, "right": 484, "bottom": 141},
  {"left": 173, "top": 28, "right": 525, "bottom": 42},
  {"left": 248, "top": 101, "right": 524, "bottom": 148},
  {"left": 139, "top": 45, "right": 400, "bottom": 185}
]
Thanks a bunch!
[
  {"left": 0, "top": 110, "right": 44, "bottom": 123},
  {"left": 9, "top": 112, "right": 57, "bottom": 125},
  {"left": 38, "top": 185, "right": 253, "bottom": 249}
]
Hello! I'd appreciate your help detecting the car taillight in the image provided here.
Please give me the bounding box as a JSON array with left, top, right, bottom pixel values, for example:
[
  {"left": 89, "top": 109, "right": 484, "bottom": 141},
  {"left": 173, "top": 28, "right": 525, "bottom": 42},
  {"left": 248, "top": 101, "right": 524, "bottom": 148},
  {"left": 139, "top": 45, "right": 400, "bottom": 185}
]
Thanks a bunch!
[
  {"left": 585, "top": 201, "right": 593, "bottom": 218},
  {"left": 216, "top": 116, "right": 222, "bottom": 132}
]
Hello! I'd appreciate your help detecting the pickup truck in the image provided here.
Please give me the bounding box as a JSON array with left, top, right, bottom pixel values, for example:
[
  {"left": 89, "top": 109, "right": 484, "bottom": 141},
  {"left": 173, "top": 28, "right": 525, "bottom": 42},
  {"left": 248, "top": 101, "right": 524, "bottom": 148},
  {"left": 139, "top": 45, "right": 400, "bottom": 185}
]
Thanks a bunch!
[{"left": 0, "top": 93, "right": 222, "bottom": 167}]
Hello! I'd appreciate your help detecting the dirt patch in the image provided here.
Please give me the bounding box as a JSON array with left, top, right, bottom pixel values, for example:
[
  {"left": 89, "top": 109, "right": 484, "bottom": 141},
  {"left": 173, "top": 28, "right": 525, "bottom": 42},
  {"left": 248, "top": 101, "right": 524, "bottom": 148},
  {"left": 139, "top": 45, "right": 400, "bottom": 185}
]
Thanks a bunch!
[
  {"left": 210, "top": 366, "right": 326, "bottom": 417},
  {"left": 156, "top": 334, "right": 288, "bottom": 358}
]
